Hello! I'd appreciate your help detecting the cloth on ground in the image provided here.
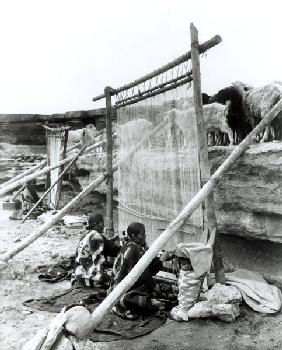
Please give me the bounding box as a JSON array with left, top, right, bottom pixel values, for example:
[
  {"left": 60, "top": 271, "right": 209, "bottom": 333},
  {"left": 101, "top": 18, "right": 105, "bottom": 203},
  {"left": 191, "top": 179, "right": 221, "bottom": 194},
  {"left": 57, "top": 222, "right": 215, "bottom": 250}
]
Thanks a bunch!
[
  {"left": 23, "top": 285, "right": 167, "bottom": 342},
  {"left": 23, "top": 286, "right": 106, "bottom": 313},
  {"left": 226, "top": 269, "right": 282, "bottom": 314},
  {"left": 37, "top": 256, "right": 75, "bottom": 283},
  {"left": 176, "top": 242, "right": 213, "bottom": 278}
]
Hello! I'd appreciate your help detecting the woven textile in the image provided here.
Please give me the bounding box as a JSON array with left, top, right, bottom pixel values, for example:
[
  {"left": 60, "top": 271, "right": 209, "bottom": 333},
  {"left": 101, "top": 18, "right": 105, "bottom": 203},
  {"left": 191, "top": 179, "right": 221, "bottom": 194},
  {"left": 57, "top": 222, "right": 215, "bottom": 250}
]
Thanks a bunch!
[{"left": 117, "top": 84, "right": 205, "bottom": 249}]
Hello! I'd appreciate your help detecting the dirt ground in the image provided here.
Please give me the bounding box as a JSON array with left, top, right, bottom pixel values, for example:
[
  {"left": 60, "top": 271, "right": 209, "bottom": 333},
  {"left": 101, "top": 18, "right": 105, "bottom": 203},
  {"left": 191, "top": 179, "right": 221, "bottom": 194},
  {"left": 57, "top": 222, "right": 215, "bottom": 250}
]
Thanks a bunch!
[{"left": 0, "top": 209, "right": 282, "bottom": 350}]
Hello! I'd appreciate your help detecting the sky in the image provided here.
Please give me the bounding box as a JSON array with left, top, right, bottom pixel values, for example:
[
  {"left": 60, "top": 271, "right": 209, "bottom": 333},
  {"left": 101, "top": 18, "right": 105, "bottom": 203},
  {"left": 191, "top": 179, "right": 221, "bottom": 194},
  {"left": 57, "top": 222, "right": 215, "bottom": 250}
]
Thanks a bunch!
[{"left": 0, "top": 0, "right": 281, "bottom": 114}]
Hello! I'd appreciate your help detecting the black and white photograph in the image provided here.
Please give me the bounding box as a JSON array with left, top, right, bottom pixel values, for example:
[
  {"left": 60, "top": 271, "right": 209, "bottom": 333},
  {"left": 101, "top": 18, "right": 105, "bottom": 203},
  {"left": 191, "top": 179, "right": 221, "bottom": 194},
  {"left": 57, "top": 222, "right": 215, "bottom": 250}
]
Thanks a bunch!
[{"left": 0, "top": 1, "right": 282, "bottom": 349}]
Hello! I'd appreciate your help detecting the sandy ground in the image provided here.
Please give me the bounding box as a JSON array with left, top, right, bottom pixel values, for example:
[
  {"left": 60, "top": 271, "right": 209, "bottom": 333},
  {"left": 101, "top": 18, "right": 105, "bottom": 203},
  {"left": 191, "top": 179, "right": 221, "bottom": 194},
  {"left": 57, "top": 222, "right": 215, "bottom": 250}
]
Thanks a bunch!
[{"left": 1, "top": 209, "right": 282, "bottom": 350}]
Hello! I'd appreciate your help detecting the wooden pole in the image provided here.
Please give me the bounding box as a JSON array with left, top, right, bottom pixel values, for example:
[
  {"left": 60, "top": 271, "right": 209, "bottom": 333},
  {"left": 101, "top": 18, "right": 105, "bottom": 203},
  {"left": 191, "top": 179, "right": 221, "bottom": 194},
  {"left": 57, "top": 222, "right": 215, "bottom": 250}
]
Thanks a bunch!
[
  {"left": 55, "top": 129, "right": 69, "bottom": 209},
  {"left": 105, "top": 86, "right": 114, "bottom": 236},
  {"left": 45, "top": 128, "right": 51, "bottom": 193},
  {"left": 92, "top": 35, "right": 222, "bottom": 101},
  {"left": 11, "top": 184, "right": 26, "bottom": 201},
  {"left": 22, "top": 146, "right": 87, "bottom": 223},
  {"left": 190, "top": 23, "right": 225, "bottom": 284}
]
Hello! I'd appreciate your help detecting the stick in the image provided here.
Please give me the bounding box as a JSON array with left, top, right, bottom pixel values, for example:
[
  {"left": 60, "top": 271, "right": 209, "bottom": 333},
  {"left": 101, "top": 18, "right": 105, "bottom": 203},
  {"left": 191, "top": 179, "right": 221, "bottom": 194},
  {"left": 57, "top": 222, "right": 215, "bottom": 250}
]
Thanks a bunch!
[
  {"left": 21, "top": 328, "right": 48, "bottom": 350},
  {"left": 11, "top": 184, "right": 26, "bottom": 201},
  {"left": 88, "top": 98, "right": 282, "bottom": 330},
  {"left": 105, "top": 86, "right": 114, "bottom": 236},
  {"left": 92, "top": 35, "right": 222, "bottom": 101},
  {"left": 190, "top": 23, "right": 225, "bottom": 284},
  {"left": 22, "top": 146, "right": 87, "bottom": 223}
]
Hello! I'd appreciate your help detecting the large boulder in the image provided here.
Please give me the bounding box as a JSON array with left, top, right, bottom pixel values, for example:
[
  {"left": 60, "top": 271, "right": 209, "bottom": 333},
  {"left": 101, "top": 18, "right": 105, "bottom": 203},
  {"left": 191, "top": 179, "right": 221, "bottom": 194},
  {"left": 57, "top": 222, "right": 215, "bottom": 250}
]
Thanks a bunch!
[{"left": 209, "top": 142, "right": 282, "bottom": 243}]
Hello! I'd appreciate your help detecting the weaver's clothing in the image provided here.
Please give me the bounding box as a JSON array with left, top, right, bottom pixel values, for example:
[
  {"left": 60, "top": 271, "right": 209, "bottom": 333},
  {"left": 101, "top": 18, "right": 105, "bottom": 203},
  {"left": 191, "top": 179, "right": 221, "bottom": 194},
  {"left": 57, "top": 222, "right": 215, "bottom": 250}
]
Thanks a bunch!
[
  {"left": 73, "top": 230, "right": 119, "bottom": 288},
  {"left": 111, "top": 240, "right": 162, "bottom": 318}
]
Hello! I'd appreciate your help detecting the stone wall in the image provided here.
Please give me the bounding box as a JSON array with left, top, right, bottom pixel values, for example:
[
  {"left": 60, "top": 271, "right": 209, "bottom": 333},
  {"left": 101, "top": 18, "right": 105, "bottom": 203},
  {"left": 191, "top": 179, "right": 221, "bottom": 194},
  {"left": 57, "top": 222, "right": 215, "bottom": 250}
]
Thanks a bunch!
[
  {"left": 209, "top": 143, "right": 282, "bottom": 243},
  {"left": 0, "top": 109, "right": 115, "bottom": 145}
]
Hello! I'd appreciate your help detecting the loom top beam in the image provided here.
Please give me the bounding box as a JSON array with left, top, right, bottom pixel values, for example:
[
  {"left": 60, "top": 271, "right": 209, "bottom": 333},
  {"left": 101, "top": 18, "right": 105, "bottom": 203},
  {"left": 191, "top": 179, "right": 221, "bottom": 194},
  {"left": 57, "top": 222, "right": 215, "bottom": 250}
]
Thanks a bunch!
[{"left": 92, "top": 35, "right": 222, "bottom": 102}]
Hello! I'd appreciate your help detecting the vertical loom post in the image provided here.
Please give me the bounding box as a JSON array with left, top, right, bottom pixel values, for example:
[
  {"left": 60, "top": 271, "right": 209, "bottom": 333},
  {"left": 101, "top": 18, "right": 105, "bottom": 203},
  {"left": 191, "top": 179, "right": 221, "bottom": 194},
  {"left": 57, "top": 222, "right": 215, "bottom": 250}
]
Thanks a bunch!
[
  {"left": 45, "top": 126, "right": 51, "bottom": 191},
  {"left": 105, "top": 86, "right": 114, "bottom": 236},
  {"left": 190, "top": 23, "right": 225, "bottom": 283},
  {"left": 55, "top": 129, "right": 69, "bottom": 209}
]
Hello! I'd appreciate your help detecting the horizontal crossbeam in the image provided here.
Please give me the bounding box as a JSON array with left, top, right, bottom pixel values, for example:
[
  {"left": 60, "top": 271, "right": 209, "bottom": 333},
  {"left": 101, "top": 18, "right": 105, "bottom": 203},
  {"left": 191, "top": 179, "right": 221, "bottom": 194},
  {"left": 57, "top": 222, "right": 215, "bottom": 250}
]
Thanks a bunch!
[{"left": 92, "top": 35, "right": 222, "bottom": 102}]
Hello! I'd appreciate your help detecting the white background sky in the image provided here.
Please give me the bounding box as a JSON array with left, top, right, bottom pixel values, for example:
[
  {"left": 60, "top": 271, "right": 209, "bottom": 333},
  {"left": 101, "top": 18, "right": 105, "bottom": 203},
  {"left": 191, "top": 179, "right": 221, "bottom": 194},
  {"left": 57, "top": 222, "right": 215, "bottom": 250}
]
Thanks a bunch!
[{"left": 0, "top": 0, "right": 281, "bottom": 114}]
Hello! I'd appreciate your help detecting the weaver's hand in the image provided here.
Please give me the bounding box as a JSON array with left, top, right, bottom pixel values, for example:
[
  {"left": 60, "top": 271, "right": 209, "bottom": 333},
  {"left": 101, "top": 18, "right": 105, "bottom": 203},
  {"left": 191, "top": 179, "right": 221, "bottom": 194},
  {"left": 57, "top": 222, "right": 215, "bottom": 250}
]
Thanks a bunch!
[{"left": 159, "top": 251, "right": 175, "bottom": 262}]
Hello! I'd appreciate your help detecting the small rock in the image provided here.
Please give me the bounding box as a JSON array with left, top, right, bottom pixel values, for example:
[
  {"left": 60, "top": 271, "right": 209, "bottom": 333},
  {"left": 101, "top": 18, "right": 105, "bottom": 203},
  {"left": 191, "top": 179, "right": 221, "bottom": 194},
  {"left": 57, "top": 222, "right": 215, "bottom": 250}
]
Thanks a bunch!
[
  {"left": 51, "top": 253, "right": 59, "bottom": 259},
  {"left": 21, "top": 310, "right": 33, "bottom": 315},
  {"left": 242, "top": 334, "right": 251, "bottom": 339},
  {"left": 188, "top": 301, "right": 240, "bottom": 322},
  {"left": 212, "top": 303, "right": 240, "bottom": 322},
  {"left": 13, "top": 237, "right": 21, "bottom": 243},
  {"left": 206, "top": 283, "right": 242, "bottom": 304}
]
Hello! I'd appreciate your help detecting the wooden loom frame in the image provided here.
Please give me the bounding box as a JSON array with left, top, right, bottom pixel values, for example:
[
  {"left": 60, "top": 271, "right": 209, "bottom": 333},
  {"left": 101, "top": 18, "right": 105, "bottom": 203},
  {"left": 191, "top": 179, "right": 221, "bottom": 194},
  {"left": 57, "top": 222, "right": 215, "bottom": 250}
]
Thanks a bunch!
[
  {"left": 9, "top": 22, "right": 282, "bottom": 347},
  {"left": 92, "top": 23, "right": 225, "bottom": 281}
]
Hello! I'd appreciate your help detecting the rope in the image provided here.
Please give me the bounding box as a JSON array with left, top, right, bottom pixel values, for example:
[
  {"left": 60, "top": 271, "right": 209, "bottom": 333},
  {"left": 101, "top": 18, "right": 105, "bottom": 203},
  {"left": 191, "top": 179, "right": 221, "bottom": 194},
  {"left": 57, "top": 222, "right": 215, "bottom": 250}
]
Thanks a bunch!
[
  {"left": 115, "top": 71, "right": 193, "bottom": 106},
  {"left": 115, "top": 75, "right": 193, "bottom": 108},
  {"left": 118, "top": 200, "right": 203, "bottom": 228}
]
